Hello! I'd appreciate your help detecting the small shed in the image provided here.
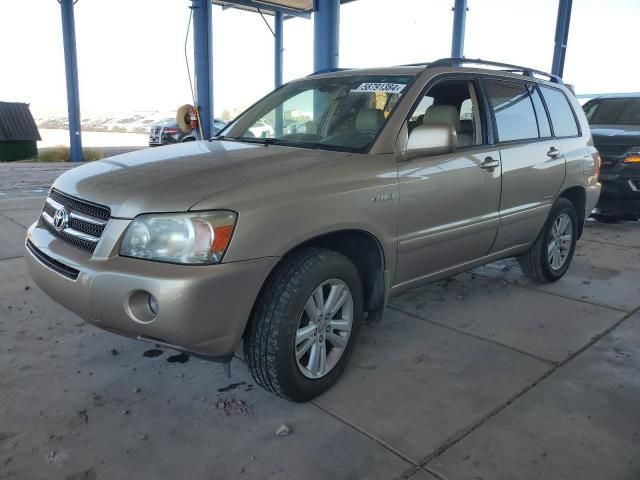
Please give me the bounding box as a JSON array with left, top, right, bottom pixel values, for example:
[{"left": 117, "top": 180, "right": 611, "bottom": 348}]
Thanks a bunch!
[{"left": 0, "top": 102, "right": 41, "bottom": 161}]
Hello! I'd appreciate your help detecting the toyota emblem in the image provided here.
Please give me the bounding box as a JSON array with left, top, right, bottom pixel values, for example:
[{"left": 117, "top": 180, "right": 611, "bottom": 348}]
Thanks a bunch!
[{"left": 52, "top": 208, "right": 68, "bottom": 232}]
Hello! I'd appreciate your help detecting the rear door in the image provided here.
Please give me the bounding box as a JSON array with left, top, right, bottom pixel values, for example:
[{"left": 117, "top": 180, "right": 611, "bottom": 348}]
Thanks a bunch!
[
  {"left": 483, "top": 79, "right": 566, "bottom": 251},
  {"left": 538, "top": 84, "right": 585, "bottom": 184}
]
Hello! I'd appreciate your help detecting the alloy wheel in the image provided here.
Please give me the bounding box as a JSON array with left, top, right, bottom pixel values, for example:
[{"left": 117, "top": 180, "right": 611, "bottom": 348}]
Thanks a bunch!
[
  {"left": 548, "top": 212, "right": 573, "bottom": 271},
  {"left": 294, "top": 279, "right": 353, "bottom": 379}
]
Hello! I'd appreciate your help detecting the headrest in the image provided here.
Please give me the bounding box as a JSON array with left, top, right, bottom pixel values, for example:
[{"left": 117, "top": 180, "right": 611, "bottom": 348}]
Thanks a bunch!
[
  {"left": 356, "top": 109, "right": 385, "bottom": 133},
  {"left": 423, "top": 105, "right": 461, "bottom": 132},
  {"left": 304, "top": 121, "right": 317, "bottom": 134}
]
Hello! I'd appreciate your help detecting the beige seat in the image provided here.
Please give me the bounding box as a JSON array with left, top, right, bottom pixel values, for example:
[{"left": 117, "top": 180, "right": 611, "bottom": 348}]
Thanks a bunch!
[{"left": 423, "top": 105, "right": 473, "bottom": 147}]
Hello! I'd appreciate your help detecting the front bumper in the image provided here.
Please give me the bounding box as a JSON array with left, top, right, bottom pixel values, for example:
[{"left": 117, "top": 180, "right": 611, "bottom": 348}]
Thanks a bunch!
[
  {"left": 148, "top": 133, "right": 181, "bottom": 147},
  {"left": 596, "top": 170, "right": 640, "bottom": 216},
  {"left": 24, "top": 223, "right": 278, "bottom": 359}
]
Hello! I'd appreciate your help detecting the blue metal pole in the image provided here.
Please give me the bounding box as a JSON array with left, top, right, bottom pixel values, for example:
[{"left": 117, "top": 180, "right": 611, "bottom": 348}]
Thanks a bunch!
[
  {"left": 274, "top": 11, "right": 284, "bottom": 136},
  {"left": 274, "top": 12, "right": 283, "bottom": 88},
  {"left": 60, "top": 0, "right": 83, "bottom": 162},
  {"left": 313, "top": 0, "right": 339, "bottom": 73},
  {"left": 451, "top": 0, "right": 467, "bottom": 58},
  {"left": 192, "top": 0, "right": 213, "bottom": 139},
  {"left": 551, "top": 0, "right": 573, "bottom": 77}
]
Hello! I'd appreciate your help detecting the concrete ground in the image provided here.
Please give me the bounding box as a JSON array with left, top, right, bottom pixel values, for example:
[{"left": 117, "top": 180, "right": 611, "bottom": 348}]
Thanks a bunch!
[
  {"left": 0, "top": 146, "right": 143, "bottom": 198},
  {"left": 1, "top": 175, "right": 639, "bottom": 479}
]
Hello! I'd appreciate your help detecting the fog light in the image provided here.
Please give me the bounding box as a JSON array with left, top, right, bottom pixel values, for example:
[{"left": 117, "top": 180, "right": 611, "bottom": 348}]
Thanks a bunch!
[
  {"left": 148, "top": 294, "right": 159, "bottom": 315},
  {"left": 126, "top": 290, "right": 158, "bottom": 324}
]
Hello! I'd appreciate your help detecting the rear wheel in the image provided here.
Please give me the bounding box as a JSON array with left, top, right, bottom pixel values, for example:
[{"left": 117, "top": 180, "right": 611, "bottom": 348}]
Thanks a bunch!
[
  {"left": 244, "top": 248, "right": 363, "bottom": 402},
  {"left": 518, "top": 198, "right": 578, "bottom": 283}
]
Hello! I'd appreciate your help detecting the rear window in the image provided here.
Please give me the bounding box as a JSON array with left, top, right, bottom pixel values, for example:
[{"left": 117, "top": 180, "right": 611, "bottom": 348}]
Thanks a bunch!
[
  {"left": 584, "top": 98, "right": 640, "bottom": 126},
  {"left": 484, "top": 80, "right": 538, "bottom": 142},
  {"left": 540, "top": 86, "right": 579, "bottom": 137}
]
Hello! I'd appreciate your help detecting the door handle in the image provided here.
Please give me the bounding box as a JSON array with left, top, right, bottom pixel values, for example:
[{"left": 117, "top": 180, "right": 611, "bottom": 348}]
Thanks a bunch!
[
  {"left": 547, "top": 147, "right": 564, "bottom": 159},
  {"left": 480, "top": 157, "right": 500, "bottom": 170}
]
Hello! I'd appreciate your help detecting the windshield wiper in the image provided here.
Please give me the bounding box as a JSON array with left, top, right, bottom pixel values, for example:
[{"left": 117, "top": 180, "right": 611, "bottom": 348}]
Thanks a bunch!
[{"left": 219, "top": 137, "right": 277, "bottom": 146}]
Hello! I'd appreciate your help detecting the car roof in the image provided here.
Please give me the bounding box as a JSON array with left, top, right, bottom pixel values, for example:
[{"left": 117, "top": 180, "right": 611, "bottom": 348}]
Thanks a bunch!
[
  {"left": 307, "top": 66, "right": 563, "bottom": 90},
  {"left": 305, "top": 58, "right": 564, "bottom": 88},
  {"left": 591, "top": 93, "right": 640, "bottom": 100}
]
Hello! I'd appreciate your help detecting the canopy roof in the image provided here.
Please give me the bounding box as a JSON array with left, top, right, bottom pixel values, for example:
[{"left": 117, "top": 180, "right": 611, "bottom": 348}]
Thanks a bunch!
[
  {"left": 213, "top": 0, "right": 354, "bottom": 17},
  {"left": 0, "top": 102, "right": 41, "bottom": 142}
]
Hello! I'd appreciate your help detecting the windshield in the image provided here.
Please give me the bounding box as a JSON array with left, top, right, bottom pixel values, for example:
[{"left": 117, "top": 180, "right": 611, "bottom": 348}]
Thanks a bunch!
[
  {"left": 584, "top": 98, "right": 640, "bottom": 126},
  {"left": 220, "top": 75, "right": 415, "bottom": 152}
]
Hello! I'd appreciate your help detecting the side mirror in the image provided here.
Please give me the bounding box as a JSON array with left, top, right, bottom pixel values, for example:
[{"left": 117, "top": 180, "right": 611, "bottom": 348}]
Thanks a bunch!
[{"left": 406, "top": 124, "right": 456, "bottom": 157}]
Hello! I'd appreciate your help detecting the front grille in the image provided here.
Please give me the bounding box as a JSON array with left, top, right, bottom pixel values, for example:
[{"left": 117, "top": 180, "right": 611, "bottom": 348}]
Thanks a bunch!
[
  {"left": 600, "top": 156, "right": 622, "bottom": 169},
  {"left": 26, "top": 240, "right": 80, "bottom": 280},
  {"left": 149, "top": 126, "right": 162, "bottom": 143},
  {"left": 596, "top": 145, "right": 629, "bottom": 170},
  {"left": 597, "top": 145, "right": 628, "bottom": 157},
  {"left": 49, "top": 189, "right": 110, "bottom": 221},
  {"left": 41, "top": 189, "right": 110, "bottom": 253},
  {"left": 42, "top": 220, "right": 98, "bottom": 252}
]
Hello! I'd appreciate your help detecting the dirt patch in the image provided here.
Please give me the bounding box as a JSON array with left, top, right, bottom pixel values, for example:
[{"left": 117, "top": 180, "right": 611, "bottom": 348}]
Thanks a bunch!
[{"left": 214, "top": 397, "right": 255, "bottom": 417}]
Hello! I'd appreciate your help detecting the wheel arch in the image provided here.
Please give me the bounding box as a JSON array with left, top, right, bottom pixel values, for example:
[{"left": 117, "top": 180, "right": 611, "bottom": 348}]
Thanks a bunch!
[
  {"left": 296, "top": 229, "right": 387, "bottom": 314},
  {"left": 245, "top": 229, "right": 387, "bottom": 339},
  {"left": 558, "top": 185, "right": 587, "bottom": 238}
]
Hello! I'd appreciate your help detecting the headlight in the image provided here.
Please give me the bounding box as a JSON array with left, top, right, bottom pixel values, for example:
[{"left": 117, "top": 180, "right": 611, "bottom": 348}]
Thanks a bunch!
[
  {"left": 120, "top": 211, "right": 237, "bottom": 264},
  {"left": 623, "top": 147, "right": 640, "bottom": 164}
]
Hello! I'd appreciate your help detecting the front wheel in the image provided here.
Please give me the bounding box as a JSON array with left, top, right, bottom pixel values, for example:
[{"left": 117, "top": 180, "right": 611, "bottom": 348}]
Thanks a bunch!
[
  {"left": 244, "top": 248, "right": 363, "bottom": 402},
  {"left": 518, "top": 198, "right": 578, "bottom": 283}
]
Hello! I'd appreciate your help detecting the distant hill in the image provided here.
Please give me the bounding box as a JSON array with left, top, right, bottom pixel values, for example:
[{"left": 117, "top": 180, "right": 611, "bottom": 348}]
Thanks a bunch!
[{"left": 36, "top": 112, "right": 174, "bottom": 134}]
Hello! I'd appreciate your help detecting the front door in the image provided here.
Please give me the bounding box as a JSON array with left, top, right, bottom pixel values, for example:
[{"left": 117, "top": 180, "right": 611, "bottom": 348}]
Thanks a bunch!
[{"left": 395, "top": 78, "right": 502, "bottom": 288}]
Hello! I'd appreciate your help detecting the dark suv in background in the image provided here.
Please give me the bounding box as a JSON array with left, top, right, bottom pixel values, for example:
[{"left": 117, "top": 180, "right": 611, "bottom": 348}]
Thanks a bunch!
[
  {"left": 148, "top": 118, "right": 226, "bottom": 146},
  {"left": 583, "top": 94, "right": 640, "bottom": 219}
]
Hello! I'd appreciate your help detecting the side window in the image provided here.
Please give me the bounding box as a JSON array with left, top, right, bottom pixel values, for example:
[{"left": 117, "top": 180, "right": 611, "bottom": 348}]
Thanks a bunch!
[
  {"left": 409, "top": 95, "right": 434, "bottom": 126},
  {"left": 540, "top": 86, "right": 579, "bottom": 137},
  {"left": 408, "top": 80, "right": 483, "bottom": 147},
  {"left": 529, "top": 86, "right": 552, "bottom": 138},
  {"left": 484, "top": 80, "right": 538, "bottom": 142}
]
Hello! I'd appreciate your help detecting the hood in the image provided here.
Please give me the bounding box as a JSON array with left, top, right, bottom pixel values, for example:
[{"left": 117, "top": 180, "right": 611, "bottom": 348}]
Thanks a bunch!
[
  {"left": 151, "top": 119, "right": 177, "bottom": 127},
  {"left": 590, "top": 125, "right": 640, "bottom": 158},
  {"left": 591, "top": 124, "right": 640, "bottom": 139},
  {"left": 53, "top": 140, "right": 350, "bottom": 218}
]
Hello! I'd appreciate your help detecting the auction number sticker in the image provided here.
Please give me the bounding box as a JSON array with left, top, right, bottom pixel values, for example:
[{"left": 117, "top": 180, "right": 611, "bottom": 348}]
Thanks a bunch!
[{"left": 352, "top": 83, "right": 407, "bottom": 94}]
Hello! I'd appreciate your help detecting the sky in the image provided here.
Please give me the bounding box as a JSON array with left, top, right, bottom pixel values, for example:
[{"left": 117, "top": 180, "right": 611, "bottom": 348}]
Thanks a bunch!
[{"left": 1, "top": 0, "right": 638, "bottom": 120}]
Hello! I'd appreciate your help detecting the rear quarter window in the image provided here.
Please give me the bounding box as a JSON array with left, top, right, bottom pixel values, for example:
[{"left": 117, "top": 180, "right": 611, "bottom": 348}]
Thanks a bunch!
[
  {"left": 484, "top": 79, "right": 539, "bottom": 142},
  {"left": 540, "top": 86, "right": 579, "bottom": 137}
]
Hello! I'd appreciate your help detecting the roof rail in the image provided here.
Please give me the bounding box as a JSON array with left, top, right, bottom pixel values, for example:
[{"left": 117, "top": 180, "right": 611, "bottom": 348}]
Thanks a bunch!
[
  {"left": 308, "top": 67, "right": 352, "bottom": 76},
  {"left": 425, "top": 58, "right": 563, "bottom": 84}
]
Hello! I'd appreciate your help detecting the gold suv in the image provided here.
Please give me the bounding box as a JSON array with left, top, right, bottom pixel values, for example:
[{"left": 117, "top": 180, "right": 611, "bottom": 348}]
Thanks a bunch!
[{"left": 25, "top": 59, "right": 600, "bottom": 401}]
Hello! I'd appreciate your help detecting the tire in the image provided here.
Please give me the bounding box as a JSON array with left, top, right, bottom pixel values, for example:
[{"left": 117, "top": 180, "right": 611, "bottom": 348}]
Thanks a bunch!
[
  {"left": 518, "top": 198, "right": 578, "bottom": 283},
  {"left": 244, "top": 247, "right": 363, "bottom": 402}
]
